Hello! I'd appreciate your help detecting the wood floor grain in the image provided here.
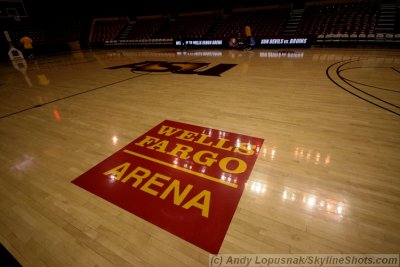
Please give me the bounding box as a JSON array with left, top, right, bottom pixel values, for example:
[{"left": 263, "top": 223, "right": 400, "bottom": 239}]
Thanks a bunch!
[{"left": 0, "top": 47, "right": 399, "bottom": 266}]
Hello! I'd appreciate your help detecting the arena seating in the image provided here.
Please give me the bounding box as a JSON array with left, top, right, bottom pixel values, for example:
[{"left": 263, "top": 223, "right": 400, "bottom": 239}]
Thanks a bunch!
[
  {"left": 1, "top": 16, "right": 81, "bottom": 53},
  {"left": 1, "top": 0, "right": 398, "bottom": 54}
]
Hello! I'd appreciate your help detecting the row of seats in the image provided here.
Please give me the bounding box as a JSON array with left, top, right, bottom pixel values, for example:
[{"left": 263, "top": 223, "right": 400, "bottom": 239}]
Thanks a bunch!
[
  {"left": 2, "top": 17, "right": 81, "bottom": 48},
  {"left": 91, "top": 19, "right": 127, "bottom": 45},
  {"left": 316, "top": 32, "right": 400, "bottom": 43},
  {"left": 298, "top": 2, "right": 380, "bottom": 35},
  {"left": 2, "top": 1, "right": 398, "bottom": 49},
  {"left": 215, "top": 8, "right": 290, "bottom": 39},
  {"left": 125, "top": 19, "right": 165, "bottom": 40},
  {"left": 157, "top": 15, "right": 215, "bottom": 39},
  {"left": 90, "top": 1, "right": 395, "bottom": 45}
]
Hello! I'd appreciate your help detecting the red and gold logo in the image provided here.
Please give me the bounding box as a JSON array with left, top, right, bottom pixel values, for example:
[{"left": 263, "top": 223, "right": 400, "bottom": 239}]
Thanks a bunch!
[{"left": 72, "top": 120, "right": 263, "bottom": 253}]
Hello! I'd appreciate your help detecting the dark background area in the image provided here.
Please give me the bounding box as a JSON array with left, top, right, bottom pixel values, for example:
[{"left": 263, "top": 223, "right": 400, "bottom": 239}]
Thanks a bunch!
[
  {"left": 22, "top": 0, "right": 301, "bottom": 18},
  {"left": 2, "top": 0, "right": 395, "bottom": 61}
]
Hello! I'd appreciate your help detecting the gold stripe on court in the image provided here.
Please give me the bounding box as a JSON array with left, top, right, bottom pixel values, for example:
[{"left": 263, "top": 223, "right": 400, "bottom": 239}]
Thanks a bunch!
[{"left": 123, "top": 149, "right": 238, "bottom": 188}]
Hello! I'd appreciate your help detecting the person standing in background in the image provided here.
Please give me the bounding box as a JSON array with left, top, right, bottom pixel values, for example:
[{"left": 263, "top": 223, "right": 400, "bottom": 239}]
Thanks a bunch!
[
  {"left": 244, "top": 25, "right": 253, "bottom": 50},
  {"left": 20, "top": 34, "right": 34, "bottom": 59}
]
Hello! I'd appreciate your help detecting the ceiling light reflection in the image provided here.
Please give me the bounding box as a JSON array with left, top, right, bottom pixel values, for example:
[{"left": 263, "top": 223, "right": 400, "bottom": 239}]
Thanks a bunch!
[
  {"left": 112, "top": 135, "right": 118, "bottom": 145},
  {"left": 261, "top": 145, "right": 277, "bottom": 161},
  {"left": 12, "top": 154, "right": 34, "bottom": 171},
  {"left": 281, "top": 186, "right": 346, "bottom": 221},
  {"left": 270, "top": 148, "right": 276, "bottom": 160},
  {"left": 108, "top": 174, "right": 117, "bottom": 183},
  {"left": 294, "top": 146, "right": 331, "bottom": 167},
  {"left": 246, "top": 180, "right": 267, "bottom": 194}
]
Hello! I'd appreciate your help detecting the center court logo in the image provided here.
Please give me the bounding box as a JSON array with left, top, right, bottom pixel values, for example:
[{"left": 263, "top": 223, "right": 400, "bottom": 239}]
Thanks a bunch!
[
  {"left": 106, "top": 61, "right": 237, "bottom": 76},
  {"left": 72, "top": 120, "right": 263, "bottom": 253}
]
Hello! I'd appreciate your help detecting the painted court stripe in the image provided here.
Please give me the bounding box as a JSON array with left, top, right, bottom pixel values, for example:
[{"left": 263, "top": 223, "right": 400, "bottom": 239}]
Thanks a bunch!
[{"left": 123, "top": 149, "right": 238, "bottom": 188}]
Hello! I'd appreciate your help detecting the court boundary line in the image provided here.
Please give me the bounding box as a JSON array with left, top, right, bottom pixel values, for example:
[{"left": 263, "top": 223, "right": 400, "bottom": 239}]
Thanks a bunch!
[
  {"left": 0, "top": 53, "right": 208, "bottom": 120},
  {"left": 326, "top": 59, "right": 400, "bottom": 116},
  {"left": 0, "top": 74, "right": 148, "bottom": 119}
]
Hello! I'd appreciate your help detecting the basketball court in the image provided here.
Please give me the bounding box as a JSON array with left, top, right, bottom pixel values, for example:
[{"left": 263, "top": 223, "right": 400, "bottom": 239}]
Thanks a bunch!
[{"left": 0, "top": 46, "right": 399, "bottom": 266}]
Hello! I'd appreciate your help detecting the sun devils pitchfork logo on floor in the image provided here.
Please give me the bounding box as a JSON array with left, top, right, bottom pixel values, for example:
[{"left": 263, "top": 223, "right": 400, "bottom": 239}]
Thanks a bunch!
[
  {"left": 106, "top": 61, "right": 237, "bottom": 76},
  {"left": 72, "top": 120, "right": 263, "bottom": 253}
]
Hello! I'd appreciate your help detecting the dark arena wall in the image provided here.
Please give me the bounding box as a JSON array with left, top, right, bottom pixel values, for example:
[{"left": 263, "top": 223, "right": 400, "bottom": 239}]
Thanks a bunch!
[{"left": 1, "top": 0, "right": 399, "bottom": 60}]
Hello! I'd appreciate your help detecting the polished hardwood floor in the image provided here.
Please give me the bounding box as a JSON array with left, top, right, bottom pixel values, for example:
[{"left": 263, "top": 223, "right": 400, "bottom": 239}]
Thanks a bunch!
[{"left": 0, "top": 46, "right": 399, "bottom": 266}]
